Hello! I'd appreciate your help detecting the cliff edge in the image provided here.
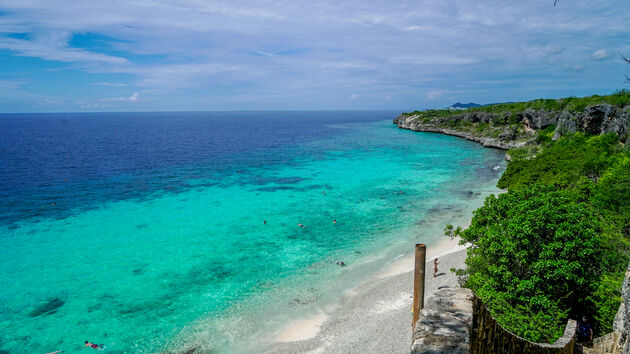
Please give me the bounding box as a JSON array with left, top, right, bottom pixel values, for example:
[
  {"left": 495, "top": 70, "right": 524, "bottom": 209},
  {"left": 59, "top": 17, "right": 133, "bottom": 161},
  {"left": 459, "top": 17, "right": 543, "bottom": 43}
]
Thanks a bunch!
[{"left": 394, "top": 104, "right": 630, "bottom": 152}]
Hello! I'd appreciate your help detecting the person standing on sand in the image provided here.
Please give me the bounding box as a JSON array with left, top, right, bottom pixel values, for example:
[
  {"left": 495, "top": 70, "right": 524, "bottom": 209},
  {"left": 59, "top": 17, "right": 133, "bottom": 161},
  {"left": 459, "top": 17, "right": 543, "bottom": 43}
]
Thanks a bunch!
[{"left": 433, "top": 258, "right": 439, "bottom": 277}]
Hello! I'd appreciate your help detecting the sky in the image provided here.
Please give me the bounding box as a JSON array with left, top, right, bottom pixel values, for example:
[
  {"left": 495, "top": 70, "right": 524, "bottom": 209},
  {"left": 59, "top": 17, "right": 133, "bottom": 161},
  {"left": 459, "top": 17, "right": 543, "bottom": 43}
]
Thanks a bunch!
[{"left": 0, "top": 0, "right": 628, "bottom": 112}]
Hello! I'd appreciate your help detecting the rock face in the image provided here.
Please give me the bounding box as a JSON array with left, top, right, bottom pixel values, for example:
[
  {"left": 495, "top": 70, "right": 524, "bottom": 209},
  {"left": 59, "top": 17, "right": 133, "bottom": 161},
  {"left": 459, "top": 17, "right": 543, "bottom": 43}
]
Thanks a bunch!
[
  {"left": 395, "top": 104, "right": 630, "bottom": 151},
  {"left": 411, "top": 287, "right": 473, "bottom": 354},
  {"left": 552, "top": 104, "right": 629, "bottom": 143},
  {"left": 523, "top": 109, "right": 557, "bottom": 130},
  {"left": 394, "top": 114, "right": 533, "bottom": 150},
  {"left": 613, "top": 264, "right": 630, "bottom": 353}
]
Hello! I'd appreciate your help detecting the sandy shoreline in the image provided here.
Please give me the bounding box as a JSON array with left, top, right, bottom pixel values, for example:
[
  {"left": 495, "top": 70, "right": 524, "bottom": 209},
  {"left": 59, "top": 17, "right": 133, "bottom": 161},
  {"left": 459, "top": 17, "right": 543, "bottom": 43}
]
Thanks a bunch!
[{"left": 264, "top": 235, "right": 468, "bottom": 354}]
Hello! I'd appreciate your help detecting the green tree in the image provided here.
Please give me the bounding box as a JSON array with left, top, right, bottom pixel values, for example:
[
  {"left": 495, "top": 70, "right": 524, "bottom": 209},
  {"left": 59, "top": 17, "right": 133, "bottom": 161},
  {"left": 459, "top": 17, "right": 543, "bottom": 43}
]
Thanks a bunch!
[{"left": 449, "top": 185, "right": 604, "bottom": 342}]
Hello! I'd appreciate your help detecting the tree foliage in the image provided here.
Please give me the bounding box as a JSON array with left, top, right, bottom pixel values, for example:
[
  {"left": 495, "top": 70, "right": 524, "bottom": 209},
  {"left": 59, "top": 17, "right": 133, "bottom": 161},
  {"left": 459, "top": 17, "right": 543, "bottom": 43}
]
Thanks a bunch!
[
  {"left": 448, "top": 133, "right": 630, "bottom": 342},
  {"left": 498, "top": 133, "right": 624, "bottom": 190},
  {"left": 451, "top": 185, "right": 604, "bottom": 342}
]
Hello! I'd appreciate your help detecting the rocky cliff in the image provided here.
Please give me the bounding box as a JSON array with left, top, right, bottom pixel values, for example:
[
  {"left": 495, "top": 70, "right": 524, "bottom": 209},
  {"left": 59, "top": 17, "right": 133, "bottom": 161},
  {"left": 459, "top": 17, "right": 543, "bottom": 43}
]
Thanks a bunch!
[
  {"left": 613, "top": 264, "right": 630, "bottom": 353},
  {"left": 394, "top": 104, "right": 630, "bottom": 151}
]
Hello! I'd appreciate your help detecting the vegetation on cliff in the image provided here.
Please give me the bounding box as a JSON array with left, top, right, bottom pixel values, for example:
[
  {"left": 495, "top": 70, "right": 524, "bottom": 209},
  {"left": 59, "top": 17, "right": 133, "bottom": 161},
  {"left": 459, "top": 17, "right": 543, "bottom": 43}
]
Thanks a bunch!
[
  {"left": 405, "top": 89, "right": 630, "bottom": 119},
  {"left": 441, "top": 101, "right": 630, "bottom": 342},
  {"left": 397, "top": 90, "right": 630, "bottom": 152}
]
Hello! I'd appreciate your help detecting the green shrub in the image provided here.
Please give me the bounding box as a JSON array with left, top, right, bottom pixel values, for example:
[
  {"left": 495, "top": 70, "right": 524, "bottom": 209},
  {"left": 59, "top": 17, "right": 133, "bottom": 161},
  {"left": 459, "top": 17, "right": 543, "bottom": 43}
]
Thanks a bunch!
[
  {"left": 497, "top": 133, "right": 622, "bottom": 190},
  {"left": 451, "top": 185, "right": 605, "bottom": 342},
  {"left": 589, "top": 273, "right": 624, "bottom": 334},
  {"left": 535, "top": 125, "right": 556, "bottom": 146}
]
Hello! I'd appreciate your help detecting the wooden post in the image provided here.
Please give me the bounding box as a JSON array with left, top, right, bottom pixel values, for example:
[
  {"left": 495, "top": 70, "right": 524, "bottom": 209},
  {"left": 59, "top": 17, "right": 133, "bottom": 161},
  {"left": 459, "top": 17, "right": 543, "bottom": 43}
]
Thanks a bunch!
[{"left": 412, "top": 243, "right": 426, "bottom": 329}]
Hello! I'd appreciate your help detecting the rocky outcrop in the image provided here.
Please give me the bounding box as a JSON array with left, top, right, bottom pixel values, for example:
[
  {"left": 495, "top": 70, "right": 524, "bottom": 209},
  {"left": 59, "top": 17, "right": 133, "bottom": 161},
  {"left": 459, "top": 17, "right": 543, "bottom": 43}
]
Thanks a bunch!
[
  {"left": 411, "top": 287, "right": 473, "bottom": 353},
  {"left": 395, "top": 104, "right": 630, "bottom": 150},
  {"left": 554, "top": 104, "right": 630, "bottom": 142},
  {"left": 523, "top": 109, "right": 558, "bottom": 130},
  {"left": 613, "top": 263, "right": 630, "bottom": 353},
  {"left": 394, "top": 114, "right": 534, "bottom": 150}
]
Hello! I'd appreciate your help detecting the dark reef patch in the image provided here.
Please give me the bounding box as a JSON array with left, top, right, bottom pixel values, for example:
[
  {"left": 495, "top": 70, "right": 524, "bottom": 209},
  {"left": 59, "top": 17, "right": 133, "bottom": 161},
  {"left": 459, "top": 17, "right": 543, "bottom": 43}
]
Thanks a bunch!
[
  {"left": 29, "top": 297, "right": 65, "bottom": 317},
  {"left": 254, "top": 186, "right": 297, "bottom": 192}
]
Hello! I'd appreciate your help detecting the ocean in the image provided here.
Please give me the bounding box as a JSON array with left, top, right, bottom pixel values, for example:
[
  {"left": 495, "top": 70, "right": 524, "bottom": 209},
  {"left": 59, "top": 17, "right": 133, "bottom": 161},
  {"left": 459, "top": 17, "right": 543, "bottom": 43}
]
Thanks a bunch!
[{"left": 0, "top": 111, "right": 505, "bottom": 353}]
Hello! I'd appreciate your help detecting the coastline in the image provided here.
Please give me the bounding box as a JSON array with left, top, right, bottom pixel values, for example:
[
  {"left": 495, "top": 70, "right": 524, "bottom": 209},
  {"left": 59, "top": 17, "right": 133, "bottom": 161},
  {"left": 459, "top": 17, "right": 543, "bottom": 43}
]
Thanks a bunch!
[
  {"left": 264, "top": 235, "right": 469, "bottom": 353},
  {"left": 163, "top": 120, "right": 506, "bottom": 354}
]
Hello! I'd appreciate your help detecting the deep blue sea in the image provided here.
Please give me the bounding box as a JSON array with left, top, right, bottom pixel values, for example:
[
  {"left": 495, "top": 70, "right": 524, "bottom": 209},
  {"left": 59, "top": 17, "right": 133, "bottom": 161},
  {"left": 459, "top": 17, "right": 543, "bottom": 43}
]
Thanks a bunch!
[{"left": 0, "top": 111, "right": 505, "bottom": 353}]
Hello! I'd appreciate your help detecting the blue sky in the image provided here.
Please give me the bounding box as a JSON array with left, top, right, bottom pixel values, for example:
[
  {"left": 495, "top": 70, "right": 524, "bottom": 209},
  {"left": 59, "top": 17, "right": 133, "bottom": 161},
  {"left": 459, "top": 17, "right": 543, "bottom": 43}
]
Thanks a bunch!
[{"left": 0, "top": 0, "right": 628, "bottom": 112}]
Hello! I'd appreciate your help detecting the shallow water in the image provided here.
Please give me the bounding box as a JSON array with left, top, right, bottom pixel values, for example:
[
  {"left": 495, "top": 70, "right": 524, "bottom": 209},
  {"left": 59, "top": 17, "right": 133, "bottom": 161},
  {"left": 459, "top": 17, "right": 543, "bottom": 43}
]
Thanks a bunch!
[{"left": 0, "top": 111, "right": 505, "bottom": 353}]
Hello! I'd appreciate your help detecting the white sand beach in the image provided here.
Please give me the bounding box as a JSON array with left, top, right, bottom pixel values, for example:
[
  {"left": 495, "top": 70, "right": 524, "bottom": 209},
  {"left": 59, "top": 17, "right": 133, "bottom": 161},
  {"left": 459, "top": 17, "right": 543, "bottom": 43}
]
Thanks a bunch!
[{"left": 265, "top": 236, "right": 468, "bottom": 354}]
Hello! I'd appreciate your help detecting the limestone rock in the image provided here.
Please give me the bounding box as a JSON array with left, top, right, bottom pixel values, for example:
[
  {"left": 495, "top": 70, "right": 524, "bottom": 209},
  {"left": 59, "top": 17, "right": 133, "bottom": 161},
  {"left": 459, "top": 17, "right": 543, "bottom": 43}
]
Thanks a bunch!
[
  {"left": 394, "top": 104, "right": 629, "bottom": 150},
  {"left": 553, "top": 111, "right": 578, "bottom": 140},
  {"left": 498, "top": 126, "right": 518, "bottom": 141},
  {"left": 580, "top": 104, "right": 614, "bottom": 134},
  {"left": 600, "top": 106, "right": 630, "bottom": 144},
  {"left": 523, "top": 109, "right": 557, "bottom": 130},
  {"left": 613, "top": 263, "right": 630, "bottom": 353},
  {"left": 411, "top": 288, "right": 473, "bottom": 354}
]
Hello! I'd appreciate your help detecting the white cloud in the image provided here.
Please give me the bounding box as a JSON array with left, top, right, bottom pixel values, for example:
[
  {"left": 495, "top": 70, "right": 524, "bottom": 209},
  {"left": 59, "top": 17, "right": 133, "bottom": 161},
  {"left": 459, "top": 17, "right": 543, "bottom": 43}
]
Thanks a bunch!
[
  {"left": 0, "top": 31, "right": 128, "bottom": 65},
  {"left": 563, "top": 64, "right": 584, "bottom": 72},
  {"left": 128, "top": 92, "right": 139, "bottom": 102},
  {"left": 389, "top": 55, "right": 477, "bottom": 66},
  {"left": 75, "top": 92, "right": 140, "bottom": 108},
  {"left": 0, "top": 0, "right": 628, "bottom": 110},
  {"left": 94, "top": 82, "right": 128, "bottom": 87},
  {"left": 75, "top": 100, "right": 111, "bottom": 109},
  {"left": 425, "top": 90, "right": 444, "bottom": 101},
  {"left": 0, "top": 80, "right": 26, "bottom": 89},
  {"left": 592, "top": 49, "right": 609, "bottom": 61},
  {"left": 101, "top": 92, "right": 140, "bottom": 102}
]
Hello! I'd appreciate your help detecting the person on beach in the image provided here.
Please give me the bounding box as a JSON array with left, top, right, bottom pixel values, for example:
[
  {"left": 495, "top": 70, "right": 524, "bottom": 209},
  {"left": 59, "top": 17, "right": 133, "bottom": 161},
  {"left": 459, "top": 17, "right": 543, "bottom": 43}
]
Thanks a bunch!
[
  {"left": 84, "top": 341, "right": 103, "bottom": 350},
  {"left": 433, "top": 258, "right": 439, "bottom": 277}
]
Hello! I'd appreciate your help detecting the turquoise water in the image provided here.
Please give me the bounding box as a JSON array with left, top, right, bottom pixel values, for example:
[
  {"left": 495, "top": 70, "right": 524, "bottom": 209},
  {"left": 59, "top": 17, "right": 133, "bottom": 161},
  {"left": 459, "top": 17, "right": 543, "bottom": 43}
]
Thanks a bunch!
[{"left": 0, "top": 116, "right": 505, "bottom": 353}]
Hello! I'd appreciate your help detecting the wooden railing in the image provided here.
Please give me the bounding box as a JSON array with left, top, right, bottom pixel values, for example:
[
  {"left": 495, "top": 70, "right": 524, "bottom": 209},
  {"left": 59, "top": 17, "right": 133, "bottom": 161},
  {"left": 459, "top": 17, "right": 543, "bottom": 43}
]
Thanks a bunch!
[{"left": 470, "top": 296, "right": 577, "bottom": 354}]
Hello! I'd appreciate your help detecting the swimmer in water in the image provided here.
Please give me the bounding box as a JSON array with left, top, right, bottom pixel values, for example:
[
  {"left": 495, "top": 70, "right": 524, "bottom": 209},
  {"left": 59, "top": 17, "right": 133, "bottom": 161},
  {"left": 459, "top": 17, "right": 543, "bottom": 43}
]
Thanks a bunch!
[
  {"left": 84, "top": 341, "right": 103, "bottom": 350},
  {"left": 333, "top": 219, "right": 337, "bottom": 224},
  {"left": 298, "top": 223, "right": 304, "bottom": 228},
  {"left": 264, "top": 220, "right": 266, "bottom": 224},
  {"left": 337, "top": 261, "right": 345, "bottom": 267}
]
